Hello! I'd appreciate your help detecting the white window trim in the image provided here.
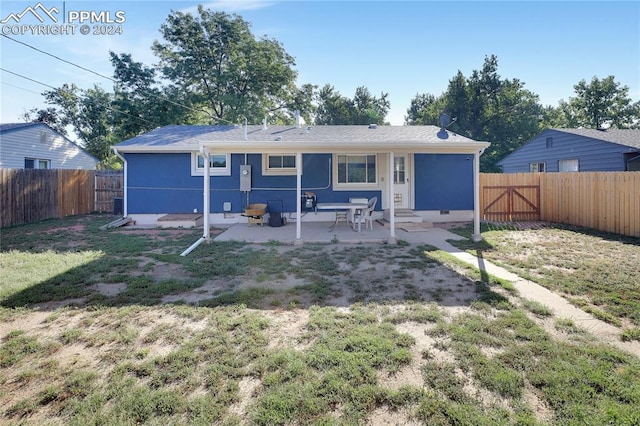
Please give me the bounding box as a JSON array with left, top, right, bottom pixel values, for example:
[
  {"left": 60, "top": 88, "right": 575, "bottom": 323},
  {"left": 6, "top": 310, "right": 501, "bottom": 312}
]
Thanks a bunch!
[
  {"left": 529, "top": 162, "right": 546, "bottom": 173},
  {"left": 333, "top": 153, "right": 379, "bottom": 190},
  {"left": 262, "top": 154, "right": 298, "bottom": 176},
  {"left": 191, "top": 152, "right": 231, "bottom": 176},
  {"left": 25, "top": 157, "right": 51, "bottom": 169},
  {"left": 558, "top": 159, "right": 579, "bottom": 172}
]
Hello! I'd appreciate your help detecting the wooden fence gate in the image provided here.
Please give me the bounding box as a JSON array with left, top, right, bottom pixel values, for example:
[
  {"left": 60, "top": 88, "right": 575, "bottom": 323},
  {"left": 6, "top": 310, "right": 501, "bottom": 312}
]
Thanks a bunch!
[
  {"left": 94, "top": 170, "right": 124, "bottom": 213},
  {"left": 482, "top": 185, "right": 541, "bottom": 222}
]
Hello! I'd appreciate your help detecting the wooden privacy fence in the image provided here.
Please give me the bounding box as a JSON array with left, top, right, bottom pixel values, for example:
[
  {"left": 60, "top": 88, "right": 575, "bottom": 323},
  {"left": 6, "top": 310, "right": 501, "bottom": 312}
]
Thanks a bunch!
[
  {"left": 480, "top": 172, "right": 640, "bottom": 237},
  {"left": 0, "top": 169, "right": 123, "bottom": 228}
]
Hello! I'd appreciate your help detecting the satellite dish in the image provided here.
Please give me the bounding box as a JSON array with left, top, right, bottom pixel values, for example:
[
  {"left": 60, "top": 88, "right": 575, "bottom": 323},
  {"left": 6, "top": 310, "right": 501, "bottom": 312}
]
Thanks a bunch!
[
  {"left": 439, "top": 112, "right": 457, "bottom": 132},
  {"left": 439, "top": 113, "right": 451, "bottom": 129}
]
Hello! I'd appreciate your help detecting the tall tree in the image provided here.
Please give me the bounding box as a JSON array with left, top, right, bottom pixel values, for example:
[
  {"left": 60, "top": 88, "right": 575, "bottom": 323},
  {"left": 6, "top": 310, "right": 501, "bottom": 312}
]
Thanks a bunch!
[
  {"left": 406, "top": 55, "right": 543, "bottom": 171},
  {"left": 315, "top": 84, "right": 389, "bottom": 125},
  {"left": 21, "top": 107, "right": 69, "bottom": 135},
  {"left": 152, "top": 7, "right": 308, "bottom": 124},
  {"left": 42, "top": 83, "right": 115, "bottom": 163},
  {"left": 568, "top": 76, "right": 638, "bottom": 128}
]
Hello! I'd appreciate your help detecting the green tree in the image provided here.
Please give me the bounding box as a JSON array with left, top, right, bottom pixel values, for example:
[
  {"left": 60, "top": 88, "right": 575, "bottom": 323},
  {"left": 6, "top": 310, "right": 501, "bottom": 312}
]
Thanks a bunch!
[
  {"left": 406, "top": 55, "right": 543, "bottom": 172},
  {"left": 315, "top": 84, "right": 389, "bottom": 125},
  {"left": 152, "top": 7, "right": 308, "bottom": 124},
  {"left": 20, "top": 107, "right": 69, "bottom": 135},
  {"left": 42, "top": 83, "right": 115, "bottom": 164},
  {"left": 568, "top": 76, "right": 638, "bottom": 128}
]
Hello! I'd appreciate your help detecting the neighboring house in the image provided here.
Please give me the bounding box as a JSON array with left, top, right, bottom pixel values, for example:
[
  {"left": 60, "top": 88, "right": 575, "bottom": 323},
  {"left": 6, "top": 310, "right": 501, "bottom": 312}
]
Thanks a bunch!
[
  {"left": 113, "top": 123, "right": 490, "bottom": 242},
  {"left": 0, "top": 123, "right": 98, "bottom": 170},
  {"left": 497, "top": 128, "right": 640, "bottom": 173}
]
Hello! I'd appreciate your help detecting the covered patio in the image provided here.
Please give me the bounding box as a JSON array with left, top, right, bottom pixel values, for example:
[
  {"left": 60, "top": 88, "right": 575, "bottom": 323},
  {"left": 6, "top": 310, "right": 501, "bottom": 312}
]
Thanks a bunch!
[{"left": 212, "top": 219, "right": 467, "bottom": 245}]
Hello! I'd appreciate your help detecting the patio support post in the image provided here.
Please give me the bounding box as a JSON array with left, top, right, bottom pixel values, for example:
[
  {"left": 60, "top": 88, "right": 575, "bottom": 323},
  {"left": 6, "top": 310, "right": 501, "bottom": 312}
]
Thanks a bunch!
[
  {"left": 203, "top": 148, "right": 211, "bottom": 240},
  {"left": 295, "top": 151, "right": 302, "bottom": 243},
  {"left": 472, "top": 150, "right": 482, "bottom": 242},
  {"left": 388, "top": 151, "right": 396, "bottom": 242}
]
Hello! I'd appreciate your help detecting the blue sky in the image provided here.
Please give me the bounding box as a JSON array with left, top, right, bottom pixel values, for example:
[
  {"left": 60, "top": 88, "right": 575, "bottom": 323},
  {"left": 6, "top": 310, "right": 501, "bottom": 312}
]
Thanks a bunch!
[{"left": 1, "top": 0, "right": 638, "bottom": 127}]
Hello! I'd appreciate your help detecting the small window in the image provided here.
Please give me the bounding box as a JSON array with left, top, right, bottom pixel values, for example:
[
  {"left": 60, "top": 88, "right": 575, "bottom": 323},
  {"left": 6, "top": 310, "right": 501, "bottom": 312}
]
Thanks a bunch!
[
  {"left": 191, "top": 153, "right": 231, "bottom": 176},
  {"left": 545, "top": 137, "right": 553, "bottom": 148},
  {"left": 559, "top": 159, "right": 579, "bottom": 172},
  {"left": 337, "top": 154, "right": 377, "bottom": 185},
  {"left": 263, "top": 154, "right": 298, "bottom": 175},
  {"left": 24, "top": 158, "right": 50, "bottom": 169},
  {"left": 529, "top": 162, "right": 546, "bottom": 172}
]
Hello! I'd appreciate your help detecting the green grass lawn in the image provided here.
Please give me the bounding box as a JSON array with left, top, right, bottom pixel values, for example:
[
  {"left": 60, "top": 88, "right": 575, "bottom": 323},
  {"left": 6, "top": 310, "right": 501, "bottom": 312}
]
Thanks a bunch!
[
  {"left": 1, "top": 215, "right": 639, "bottom": 425},
  {"left": 449, "top": 223, "right": 640, "bottom": 333}
]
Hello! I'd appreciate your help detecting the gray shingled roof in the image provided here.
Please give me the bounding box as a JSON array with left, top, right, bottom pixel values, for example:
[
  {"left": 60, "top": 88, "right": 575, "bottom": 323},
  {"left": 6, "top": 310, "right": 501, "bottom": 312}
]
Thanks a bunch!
[
  {"left": 553, "top": 128, "right": 640, "bottom": 149},
  {"left": 114, "top": 124, "right": 486, "bottom": 150}
]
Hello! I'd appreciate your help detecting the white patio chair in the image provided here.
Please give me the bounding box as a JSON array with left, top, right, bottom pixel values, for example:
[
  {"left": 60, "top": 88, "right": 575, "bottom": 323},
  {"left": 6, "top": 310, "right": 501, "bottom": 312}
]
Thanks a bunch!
[
  {"left": 353, "top": 197, "right": 377, "bottom": 231},
  {"left": 348, "top": 197, "right": 368, "bottom": 227}
]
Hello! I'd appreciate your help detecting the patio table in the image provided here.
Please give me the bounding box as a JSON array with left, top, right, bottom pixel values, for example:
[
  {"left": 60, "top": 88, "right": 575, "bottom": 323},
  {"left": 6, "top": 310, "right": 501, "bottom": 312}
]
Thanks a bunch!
[{"left": 316, "top": 202, "right": 368, "bottom": 232}]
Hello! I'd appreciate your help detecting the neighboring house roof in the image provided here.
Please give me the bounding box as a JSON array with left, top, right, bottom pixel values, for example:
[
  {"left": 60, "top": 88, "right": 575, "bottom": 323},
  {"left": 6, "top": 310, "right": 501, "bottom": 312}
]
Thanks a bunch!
[
  {"left": 0, "top": 122, "right": 99, "bottom": 165},
  {"left": 0, "top": 123, "right": 38, "bottom": 133},
  {"left": 114, "top": 124, "right": 490, "bottom": 153},
  {"left": 497, "top": 128, "right": 640, "bottom": 166},
  {"left": 551, "top": 128, "right": 640, "bottom": 150}
]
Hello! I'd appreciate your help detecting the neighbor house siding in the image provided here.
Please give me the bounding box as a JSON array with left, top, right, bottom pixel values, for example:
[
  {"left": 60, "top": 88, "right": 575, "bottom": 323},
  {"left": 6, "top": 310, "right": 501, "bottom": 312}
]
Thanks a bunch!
[
  {"left": 413, "top": 154, "right": 474, "bottom": 210},
  {"left": 0, "top": 124, "right": 97, "bottom": 169},
  {"left": 499, "top": 130, "right": 632, "bottom": 173},
  {"left": 125, "top": 152, "right": 382, "bottom": 214}
]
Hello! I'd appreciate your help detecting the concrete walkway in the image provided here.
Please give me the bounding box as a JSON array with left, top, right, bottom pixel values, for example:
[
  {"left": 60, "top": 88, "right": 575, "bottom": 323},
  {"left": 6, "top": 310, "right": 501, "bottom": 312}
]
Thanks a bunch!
[{"left": 423, "top": 229, "right": 640, "bottom": 357}]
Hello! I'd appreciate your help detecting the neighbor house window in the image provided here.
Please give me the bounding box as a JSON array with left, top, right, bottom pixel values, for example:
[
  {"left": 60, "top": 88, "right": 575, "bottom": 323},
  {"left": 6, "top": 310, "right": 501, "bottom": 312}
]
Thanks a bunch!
[
  {"left": 529, "top": 162, "right": 546, "bottom": 172},
  {"left": 336, "top": 154, "right": 377, "bottom": 185},
  {"left": 559, "top": 159, "right": 579, "bottom": 172},
  {"left": 191, "top": 153, "right": 231, "bottom": 176},
  {"left": 24, "top": 158, "right": 50, "bottom": 169},
  {"left": 262, "top": 154, "right": 298, "bottom": 175},
  {"left": 545, "top": 137, "right": 553, "bottom": 148}
]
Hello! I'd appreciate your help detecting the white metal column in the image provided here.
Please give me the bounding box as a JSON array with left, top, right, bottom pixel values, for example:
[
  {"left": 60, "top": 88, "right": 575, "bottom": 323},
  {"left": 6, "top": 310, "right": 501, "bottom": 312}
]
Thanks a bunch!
[
  {"left": 472, "top": 151, "right": 482, "bottom": 242},
  {"left": 295, "top": 152, "right": 302, "bottom": 242},
  {"left": 203, "top": 149, "right": 211, "bottom": 239},
  {"left": 388, "top": 152, "right": 396, "bottom": 241}
]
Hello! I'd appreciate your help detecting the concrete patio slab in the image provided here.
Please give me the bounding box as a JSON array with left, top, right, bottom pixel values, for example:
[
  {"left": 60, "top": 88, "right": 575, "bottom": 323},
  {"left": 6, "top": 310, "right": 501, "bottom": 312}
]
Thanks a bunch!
[{"left": 212, "top": 220, "right": 468, "bottom": 245}]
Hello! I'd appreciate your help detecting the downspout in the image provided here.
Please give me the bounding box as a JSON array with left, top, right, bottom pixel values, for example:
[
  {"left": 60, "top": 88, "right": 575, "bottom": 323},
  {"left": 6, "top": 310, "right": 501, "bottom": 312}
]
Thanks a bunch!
[
  {"left": 181, "top": 147, "right": 210, "bottom": 256},
  {"left": 472, "top": 149, "right": 483, "bottom": 242},
  {"left": 112, "top": 148, "right": 128, "bottom": 217}
]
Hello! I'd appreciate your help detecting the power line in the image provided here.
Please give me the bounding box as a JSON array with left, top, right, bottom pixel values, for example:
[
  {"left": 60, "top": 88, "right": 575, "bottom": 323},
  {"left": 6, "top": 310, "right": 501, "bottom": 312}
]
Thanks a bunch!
[
  {"left": 2, "top": 34, "right": 236, "bottom": 125},
  {"left": 1, "top": 67, "right": 158, "bottom": 128},
  {"left": 1, "top": 81, "right": 42, "bottom": 95}
]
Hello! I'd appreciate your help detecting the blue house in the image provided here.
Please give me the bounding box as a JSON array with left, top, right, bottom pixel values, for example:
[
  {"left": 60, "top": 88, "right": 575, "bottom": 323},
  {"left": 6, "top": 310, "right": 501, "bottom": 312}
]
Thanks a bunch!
[
  {"left": 113, "top": 124, "right": 490, "bottom": 242},
  {"left": 498, "top": 128, "right": 640, "bottom": 173}
]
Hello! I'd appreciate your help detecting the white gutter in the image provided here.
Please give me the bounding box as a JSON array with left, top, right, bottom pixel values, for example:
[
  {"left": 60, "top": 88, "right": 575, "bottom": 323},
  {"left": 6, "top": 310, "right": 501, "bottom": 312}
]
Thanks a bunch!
[{"left": 112, "top": 148, "right": 128, "bottom": 217}]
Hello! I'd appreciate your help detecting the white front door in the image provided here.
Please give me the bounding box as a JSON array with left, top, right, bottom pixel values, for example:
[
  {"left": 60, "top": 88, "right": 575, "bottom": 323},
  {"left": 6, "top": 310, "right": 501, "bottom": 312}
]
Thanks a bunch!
[{"left": 393, "top": 155, "right": 410, "bottom": 209}]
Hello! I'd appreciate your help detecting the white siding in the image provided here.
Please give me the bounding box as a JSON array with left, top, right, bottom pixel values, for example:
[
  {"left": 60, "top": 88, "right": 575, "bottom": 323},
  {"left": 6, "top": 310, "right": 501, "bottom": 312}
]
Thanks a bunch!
[{"left": 0, "top": 124, "right": 97, "bottom": 169}]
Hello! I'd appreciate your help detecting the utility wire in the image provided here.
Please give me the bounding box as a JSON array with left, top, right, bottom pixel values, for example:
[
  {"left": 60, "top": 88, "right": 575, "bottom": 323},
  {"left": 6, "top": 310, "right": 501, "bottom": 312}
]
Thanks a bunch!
[
  {"left": 1, "top": 80, "right": 42, "bottom": 95},
  {"left": 1, "top": 67, "right": 158, "bottom": 127},
  {"left": 2, "top": 34, "right": 237, "bottom": 125}
]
